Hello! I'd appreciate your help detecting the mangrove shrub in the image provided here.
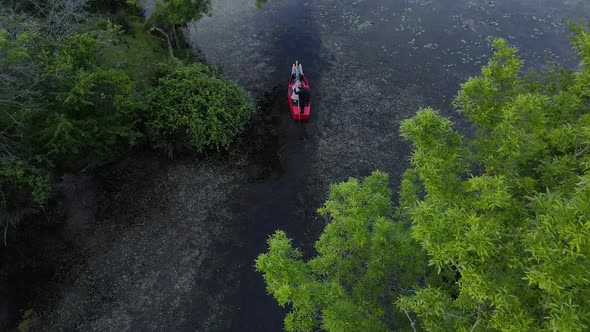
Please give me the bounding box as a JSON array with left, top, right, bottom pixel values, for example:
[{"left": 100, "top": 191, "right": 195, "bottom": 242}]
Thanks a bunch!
[{"left": 146, "top": 62, "right": 253, "bottom": 154}]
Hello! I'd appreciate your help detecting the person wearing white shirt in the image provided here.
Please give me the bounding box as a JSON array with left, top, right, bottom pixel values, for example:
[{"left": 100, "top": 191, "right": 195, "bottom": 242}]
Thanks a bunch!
[
  {"left": 291, "top": 79, "right": 302, "bottom": 103},
  {"left": 291, "top": 60, "right": 303, "bottom": 81}
]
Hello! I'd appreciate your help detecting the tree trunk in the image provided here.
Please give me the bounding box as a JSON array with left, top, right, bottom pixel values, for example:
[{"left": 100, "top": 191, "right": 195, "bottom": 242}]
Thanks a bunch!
[
  {"left": 172, "top": 26, "right": 180, "bottom": 49},
  {"left": 148, "top": 27, "right": 176, "bottom": 59}
]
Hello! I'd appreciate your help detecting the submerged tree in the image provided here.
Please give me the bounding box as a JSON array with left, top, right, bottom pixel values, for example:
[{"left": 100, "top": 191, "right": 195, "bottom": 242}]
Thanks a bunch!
[
  {"left": 258, "top": 25, "right": 590, "bottom": 331},
  {"left": 255, "top": 0, "right": 269, "bottom": 9}
]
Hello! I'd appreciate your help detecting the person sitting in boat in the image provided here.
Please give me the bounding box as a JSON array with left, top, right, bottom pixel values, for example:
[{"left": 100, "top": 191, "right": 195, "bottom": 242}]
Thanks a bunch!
[
  {"left": 295, "top": 85, "right": 310, "bottom": 114},
  {"left": 291, "top": 79, "right": 302, "bottom": 103},
  {"left": 292, "top": 60, "right": 303, "bottom": 81}
]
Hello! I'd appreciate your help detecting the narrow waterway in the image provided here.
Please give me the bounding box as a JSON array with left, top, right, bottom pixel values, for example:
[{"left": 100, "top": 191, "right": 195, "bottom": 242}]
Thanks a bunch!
[
  {"left": 1, "top": 0, "right": 588, "bottom": 331},
  {"left": 191, "top": 1, "right": 588, "bottom": 328}
]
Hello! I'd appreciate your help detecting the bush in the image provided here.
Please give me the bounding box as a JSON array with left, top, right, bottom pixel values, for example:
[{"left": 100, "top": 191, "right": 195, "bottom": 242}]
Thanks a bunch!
[
  {"left": 0, "top": 157, "right": 49, "bottom": 210},
  {"left": 17, "top": 309, "right": 41, "bottom": 332},
  {"left": 145, "top": 62, "right": 253, "bottom": 155},
  {"left": 0, "top": 157, "right": 49, "bottom": 244}
]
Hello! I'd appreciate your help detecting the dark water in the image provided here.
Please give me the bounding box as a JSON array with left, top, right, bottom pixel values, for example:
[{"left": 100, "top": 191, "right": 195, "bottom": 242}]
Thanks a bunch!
[
  {"left": 1, "top": 0, "right": 588, "bottom": 331},
  {"left": 192, "top": 0, "right": 588, "bottom": 195},
  {"left": 191, "top": 0, "right": 588, "bottom": 330}
]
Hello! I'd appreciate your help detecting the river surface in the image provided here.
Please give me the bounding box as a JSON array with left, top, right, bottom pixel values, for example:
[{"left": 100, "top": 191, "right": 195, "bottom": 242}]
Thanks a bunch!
[
  {"left": 191, "top": 0, "right": 588, "bottom": 205},
  {"left": 1, "top": 0, "right": 588, "bottom": 331},
  {"left": 191, "top": 1, "right": 587, "bottom": 328}
]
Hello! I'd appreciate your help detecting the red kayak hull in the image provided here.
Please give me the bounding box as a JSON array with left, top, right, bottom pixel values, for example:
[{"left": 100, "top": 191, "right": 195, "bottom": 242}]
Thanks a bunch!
[{"left": 288, "top": 75, "right": 311, "bottom": 121}]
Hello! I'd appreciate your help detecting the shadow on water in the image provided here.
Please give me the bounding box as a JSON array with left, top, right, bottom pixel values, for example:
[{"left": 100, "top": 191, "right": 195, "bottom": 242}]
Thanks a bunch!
[
  {"left": 0, "top": 191, "right": 85, "bottom": 330},
  {"left": 221, "top": 89, "right": 312, "bottom": 332},
  {"left": 217, "top": 2, "right": 327, "bottom": 331}
]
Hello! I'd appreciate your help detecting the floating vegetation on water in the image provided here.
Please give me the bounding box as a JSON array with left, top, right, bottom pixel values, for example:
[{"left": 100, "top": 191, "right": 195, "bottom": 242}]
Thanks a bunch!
[
  {"left": 406, "top": 0, "right": 433, "bottom": 6},
  {"left": 357, "top": 20, "right": 373, "bottom": 31}
]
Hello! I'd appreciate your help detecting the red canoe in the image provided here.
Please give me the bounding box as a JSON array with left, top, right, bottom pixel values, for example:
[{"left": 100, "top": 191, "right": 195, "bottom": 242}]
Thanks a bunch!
[{"left": 288, "top": 74, "right": 311, "bottom": 121}]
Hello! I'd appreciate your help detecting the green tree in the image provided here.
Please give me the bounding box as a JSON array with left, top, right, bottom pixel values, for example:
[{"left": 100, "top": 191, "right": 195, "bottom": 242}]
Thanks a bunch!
[
  {"left": 0, "top": 10, "right": 141, "bottom": 169},
  {"left": 0, "top": 12, "right": 56, "bottom": 217},
  {"left": 13, "top": 27, "right": 141, "bottom": 171},
  {"left": 147, "top": 0, "right": 211, "bottom": 51},
  {"left": 0, "top": 6, "right": 141, "bottom": 220},
  {"left": 148, "top": 0, "right": 211, "bottom": 30},
  {"left": 397, "top": 31, "right": 590, "bottom": 331},
  {"left": 145, "top": 62, "right": 253, "bottom": 155},
  {"left": 258, "top": 26, "right": 590, "bottom": 332},
  {"left": 256, "top": 172, "right": 426, "bottom": 332}
]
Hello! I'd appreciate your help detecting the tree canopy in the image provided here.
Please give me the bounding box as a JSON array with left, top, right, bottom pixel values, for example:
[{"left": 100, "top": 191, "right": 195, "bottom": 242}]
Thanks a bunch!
[
  {"left": 256, "top": 172, "right": 426, "bottom": 331},
  {"left": 398, "top": 30, "right": 590, "bottom": 332},
  {"left": 147, "top": 0, "right": 212, "bottom": 30},
  {"left": 145, "top": 62, "right": 253, "bottom": 155},
  {"left": 0, "top": 1, "right": 252, "bottom": 240},
  {"left": 257, "top": 24, "right": 590, "bottom": 331}
]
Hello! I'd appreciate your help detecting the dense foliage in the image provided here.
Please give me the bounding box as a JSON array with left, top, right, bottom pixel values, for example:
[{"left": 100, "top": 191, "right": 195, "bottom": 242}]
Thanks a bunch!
[
  {"left": 145, "top": 0, "right": 211, "bottom": 54},
  {"left": 0, "top": 12, "right": 139, "bottom": 198},
  {"left": 34, "top": 29, "right": 142, "bottom": 170},
  {"left": 0, "top": 1, "right": 252, "bottom": 238},
  {"left": 257, "top": 26, "right": 590, "bottom": 331},
  {"left": 398, "top": 31, "right": 590, "bottom": 331},
  {"left": 146, "top": 62, "right": 253, "bottom": 154},
  {"left": 256, "top": 172, "right": 426, "bottom": 331},
  {"left": 148, "top": 0, "right": 211, "bottom": 31}
]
